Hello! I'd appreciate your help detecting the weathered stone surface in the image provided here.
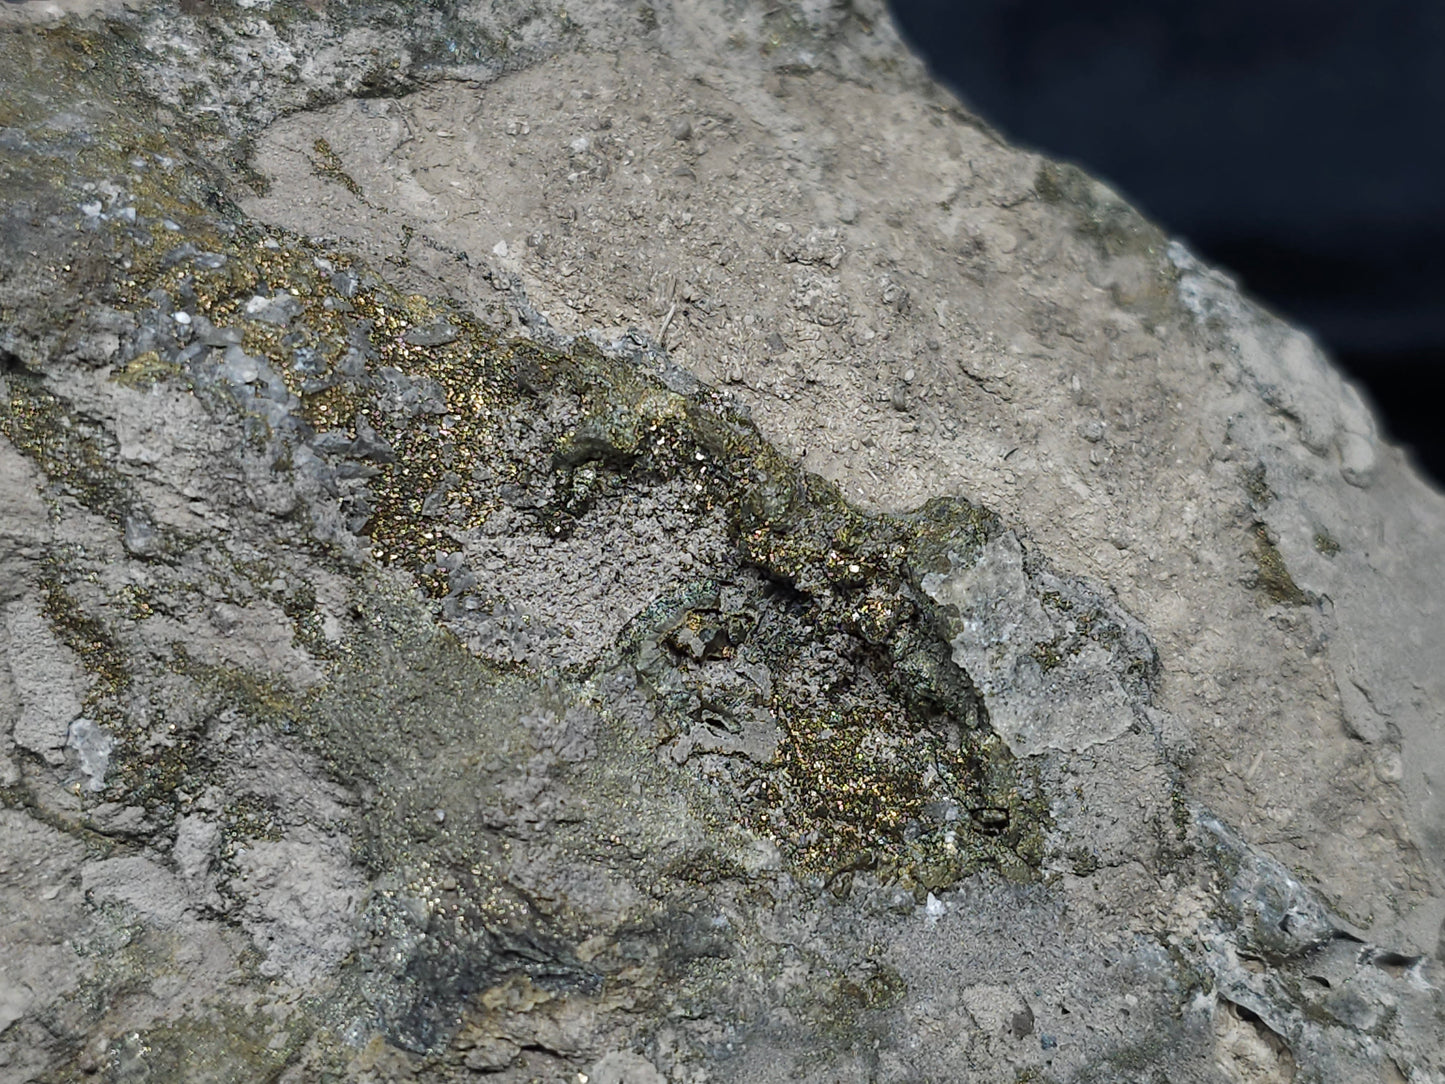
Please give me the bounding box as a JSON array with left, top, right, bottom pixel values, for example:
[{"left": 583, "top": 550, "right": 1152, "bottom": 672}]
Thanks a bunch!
[{"left": 0, "top": 0, "right": 1441, "bottom": 1081}]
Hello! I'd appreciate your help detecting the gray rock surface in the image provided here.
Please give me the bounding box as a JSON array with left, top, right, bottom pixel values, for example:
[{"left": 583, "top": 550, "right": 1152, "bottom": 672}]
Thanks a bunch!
[{"left": 0, "top": 0, "right": 1441, "bottom": 1081}]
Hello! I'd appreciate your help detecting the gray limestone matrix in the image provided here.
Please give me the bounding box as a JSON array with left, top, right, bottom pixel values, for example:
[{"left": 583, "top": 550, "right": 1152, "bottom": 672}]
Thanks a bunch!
[{"left": 0, "top": 0, "right": 1441, "bottom": 1081}]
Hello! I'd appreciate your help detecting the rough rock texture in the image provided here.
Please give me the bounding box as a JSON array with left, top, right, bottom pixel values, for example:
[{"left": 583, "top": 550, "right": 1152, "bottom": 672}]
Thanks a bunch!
[{"left": 1, "top": 0, "right": 1442, "bottom": 1081}]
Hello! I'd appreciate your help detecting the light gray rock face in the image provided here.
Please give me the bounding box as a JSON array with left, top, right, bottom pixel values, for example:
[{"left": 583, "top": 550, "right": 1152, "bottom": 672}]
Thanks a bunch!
[
  {"left": 0, "top": 1, "right": 1442, "bottom": 1082},
  {"left": 4, "top": 599, "right": 86, "bottom": 766},
  {"left": 921, "top": 530, "right": 1154, "bottom": 757}
]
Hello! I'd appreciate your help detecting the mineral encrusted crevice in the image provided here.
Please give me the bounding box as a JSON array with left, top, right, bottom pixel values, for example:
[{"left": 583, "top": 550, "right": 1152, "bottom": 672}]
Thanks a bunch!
[{"left": 1, "top": 2, "right": 1442, "bottom": 1082}]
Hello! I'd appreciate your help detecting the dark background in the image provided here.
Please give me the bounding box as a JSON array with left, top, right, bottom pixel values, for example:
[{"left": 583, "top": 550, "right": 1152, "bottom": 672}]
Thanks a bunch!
[{"left": 887, "top": 0, "right": 1445, "bottom": 488}]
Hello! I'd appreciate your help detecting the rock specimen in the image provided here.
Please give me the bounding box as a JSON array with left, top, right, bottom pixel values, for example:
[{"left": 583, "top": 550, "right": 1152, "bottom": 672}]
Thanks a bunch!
[{"left": 0, "top": 0, "right": 1441, "bottom": 1081}]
